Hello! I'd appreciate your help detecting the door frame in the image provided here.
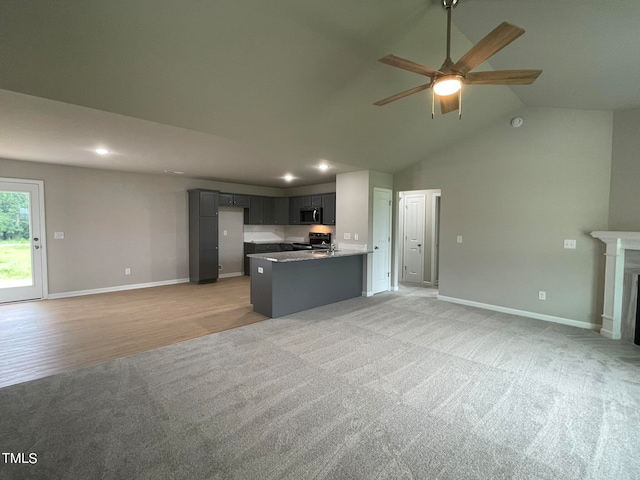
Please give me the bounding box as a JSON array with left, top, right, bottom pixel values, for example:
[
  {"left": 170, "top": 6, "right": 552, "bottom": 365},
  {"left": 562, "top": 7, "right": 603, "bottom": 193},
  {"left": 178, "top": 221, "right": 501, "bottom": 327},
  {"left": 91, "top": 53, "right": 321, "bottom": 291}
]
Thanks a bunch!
[
  {"left": 400, "top": 192, "right": 426, "bottom": 284},
  {"left": 396, "top": 189, "right": 441, "bottom": 288},
  {"left": 0, "top": 177, "right": 48, "bottom": 301},
  {"left": 371, "top": 187, "right": 392, "bottom": 294},
  {"left": 431, "top": 192, "right": 441, "bottom": 287}
]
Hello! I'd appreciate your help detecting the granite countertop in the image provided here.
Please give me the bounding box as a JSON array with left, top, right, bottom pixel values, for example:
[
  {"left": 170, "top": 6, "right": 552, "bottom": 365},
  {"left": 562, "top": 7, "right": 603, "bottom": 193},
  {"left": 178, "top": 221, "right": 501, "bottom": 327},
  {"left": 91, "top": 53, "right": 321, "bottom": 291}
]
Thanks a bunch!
[
  {"left": 246, "top": 250, "right": 371, "bottom": 262},
  {"left": 244, "top": 240, "right": 290, "bottom": 244}
]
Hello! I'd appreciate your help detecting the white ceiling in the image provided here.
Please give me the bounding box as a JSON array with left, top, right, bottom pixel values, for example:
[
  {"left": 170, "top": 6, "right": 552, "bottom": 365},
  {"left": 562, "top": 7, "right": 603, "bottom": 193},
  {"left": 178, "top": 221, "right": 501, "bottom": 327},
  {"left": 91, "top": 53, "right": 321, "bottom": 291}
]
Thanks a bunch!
[{"left": 0, "top": 0, "right": 638, "bottom": 187}]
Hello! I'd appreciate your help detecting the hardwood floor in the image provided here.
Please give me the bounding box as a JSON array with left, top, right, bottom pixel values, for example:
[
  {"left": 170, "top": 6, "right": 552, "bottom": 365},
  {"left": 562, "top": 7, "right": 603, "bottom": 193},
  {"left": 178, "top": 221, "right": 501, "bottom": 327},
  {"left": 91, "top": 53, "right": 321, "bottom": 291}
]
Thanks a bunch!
[{"left": 0, "top": 276, "right": 265, "bottom": 389}]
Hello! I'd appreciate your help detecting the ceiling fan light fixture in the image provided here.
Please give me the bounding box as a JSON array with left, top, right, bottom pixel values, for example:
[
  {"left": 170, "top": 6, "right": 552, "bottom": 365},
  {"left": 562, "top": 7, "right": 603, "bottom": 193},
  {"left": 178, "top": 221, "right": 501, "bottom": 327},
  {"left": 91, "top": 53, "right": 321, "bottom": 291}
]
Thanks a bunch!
[{"left": 433, "top": 75, "right": 462, "bottom": 96}]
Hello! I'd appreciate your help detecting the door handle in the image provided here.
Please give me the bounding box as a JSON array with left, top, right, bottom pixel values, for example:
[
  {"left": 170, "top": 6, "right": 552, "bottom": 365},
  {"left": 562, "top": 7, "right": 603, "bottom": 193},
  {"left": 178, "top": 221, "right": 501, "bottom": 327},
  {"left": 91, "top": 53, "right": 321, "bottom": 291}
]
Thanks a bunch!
[
  {"left": 313, "top": 209, "right": 318, "bottom": 222},
  {"left": 34, "top": 245, "right": 40, "bottom": 249},
  {"left": 374, "top": 246, "right": 379, "bottom": 250},
  {"left": 417, "top": 244, "right": 422, "bottom": 247}
]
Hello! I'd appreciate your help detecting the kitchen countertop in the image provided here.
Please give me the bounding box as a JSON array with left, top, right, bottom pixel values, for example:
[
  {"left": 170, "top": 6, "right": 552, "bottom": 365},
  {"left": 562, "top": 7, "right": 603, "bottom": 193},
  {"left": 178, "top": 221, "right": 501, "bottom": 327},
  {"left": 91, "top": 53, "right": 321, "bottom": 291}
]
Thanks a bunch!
[
  {"left": 246, "top": 250, "right": 370, "bottom": 262},
  {"left": 244, "top": 240, "right": 291, "bottom": 244}
]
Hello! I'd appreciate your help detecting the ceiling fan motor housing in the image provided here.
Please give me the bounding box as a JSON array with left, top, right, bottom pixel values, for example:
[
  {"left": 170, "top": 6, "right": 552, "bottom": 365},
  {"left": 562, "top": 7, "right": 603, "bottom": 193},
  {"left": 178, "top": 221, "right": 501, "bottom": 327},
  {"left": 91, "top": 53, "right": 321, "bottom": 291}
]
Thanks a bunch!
[{"left": 442, "top": 0, "right": 458, "bottom": 9}]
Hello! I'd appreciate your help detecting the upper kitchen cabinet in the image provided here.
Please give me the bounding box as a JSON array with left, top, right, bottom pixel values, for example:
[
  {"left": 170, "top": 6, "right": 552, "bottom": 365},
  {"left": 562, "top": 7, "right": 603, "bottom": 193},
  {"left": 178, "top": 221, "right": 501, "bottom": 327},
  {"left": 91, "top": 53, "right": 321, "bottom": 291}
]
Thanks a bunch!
[
  {"left": 219, "top": 193, "right": 250, "bottom": 208},
  {"left": 288, "top": 193, "right": 336, "bottom": 225},
  {"left": 322, "top": 193, "right": 336, "bottom": 225},
  {"left": 299, "top": 195, "right": 323, "bottom": 208},
  {"left": 274, "top": 197, "right": 289, "bottom": 225},
  {"left": 289, "top": 196, "right": 304, "bottom": 225},
  {"left": 188, "top": 189, "right": 219, "bottom": 284},
  {"left": 192, "top": 189, "right": 218, "bottom": 217},
  {"left": 245, "top": 196, "right": 275, "bottom": 225}
]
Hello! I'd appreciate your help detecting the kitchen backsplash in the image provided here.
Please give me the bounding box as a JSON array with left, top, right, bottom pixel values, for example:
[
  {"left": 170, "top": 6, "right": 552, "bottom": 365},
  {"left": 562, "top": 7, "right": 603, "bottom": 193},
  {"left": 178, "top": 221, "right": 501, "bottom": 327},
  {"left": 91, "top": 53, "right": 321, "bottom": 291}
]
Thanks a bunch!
[
  {"left": 285, "top": 225, "right": 336, "bottom": 241},
  {"left": 243, "top": 224, "right": 336, "bottom": 243},
  {"left": 243, "top": 224, "right": 286, "bottom": 237}
]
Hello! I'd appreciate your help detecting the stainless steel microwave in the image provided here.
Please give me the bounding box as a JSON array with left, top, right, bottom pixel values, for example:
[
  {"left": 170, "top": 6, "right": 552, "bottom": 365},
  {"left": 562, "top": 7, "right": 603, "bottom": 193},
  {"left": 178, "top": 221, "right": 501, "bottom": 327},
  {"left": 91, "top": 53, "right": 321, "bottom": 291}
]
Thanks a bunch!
[{"left": 300, "top": 207, "right": 322, "bottom": 224}]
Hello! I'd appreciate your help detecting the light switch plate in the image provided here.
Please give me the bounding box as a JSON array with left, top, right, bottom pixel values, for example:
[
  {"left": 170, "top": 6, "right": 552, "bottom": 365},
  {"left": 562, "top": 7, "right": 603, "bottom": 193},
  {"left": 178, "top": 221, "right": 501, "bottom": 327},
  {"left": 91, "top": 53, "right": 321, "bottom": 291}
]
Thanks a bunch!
[
  {"left": 344, "top": 233, "right": 351, "bottom": 240},
  {"left": 456, "top": 235, "right": 463, "bottom": 244},
  {"left": 257, "top": 267, "right": 264, "bottom": 274},
  {"left": 54, "top": 231, "right": 64, "bottom": 239},
  {"left": 563, "top": 239, "right": 576, "bottom": 249}
]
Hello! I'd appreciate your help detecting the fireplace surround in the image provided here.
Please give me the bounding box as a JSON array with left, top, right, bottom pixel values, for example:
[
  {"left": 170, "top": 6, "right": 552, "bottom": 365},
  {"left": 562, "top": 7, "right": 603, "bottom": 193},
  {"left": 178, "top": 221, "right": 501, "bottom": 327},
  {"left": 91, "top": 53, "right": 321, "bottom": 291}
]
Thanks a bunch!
[{"left": 591, "top": 231, "right": 640, "bottom": 340}]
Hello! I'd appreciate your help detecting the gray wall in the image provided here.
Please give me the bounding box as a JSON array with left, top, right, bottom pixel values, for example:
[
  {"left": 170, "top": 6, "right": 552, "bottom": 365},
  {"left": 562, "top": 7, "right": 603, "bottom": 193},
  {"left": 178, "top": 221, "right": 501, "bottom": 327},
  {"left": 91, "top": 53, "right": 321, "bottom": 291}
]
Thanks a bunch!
[
  {"left": 0, "top": 158, "right": 283, "bottom": 294},
  {"left": 219, "top": 207, "right": 244, "bottom": 276},
  {"left": 609, "top": 107, "right": 640, "bottom": 231},
  {"left": 394, "top": 107, "right": 613, "bottom": 325},
  {"left": 285, "top": 182, "right": 336, "bottom": 197},
  {"left": 336, "top": 171, "right": 370, "bottom": 250}
]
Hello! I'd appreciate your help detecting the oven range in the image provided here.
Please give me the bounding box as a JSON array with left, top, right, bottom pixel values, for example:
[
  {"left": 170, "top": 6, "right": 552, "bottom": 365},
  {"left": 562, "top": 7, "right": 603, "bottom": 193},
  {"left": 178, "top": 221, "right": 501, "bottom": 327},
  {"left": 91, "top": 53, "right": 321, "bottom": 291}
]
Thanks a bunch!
[{"left": 292, "top": 232, "right": 332, "bottom": 251}]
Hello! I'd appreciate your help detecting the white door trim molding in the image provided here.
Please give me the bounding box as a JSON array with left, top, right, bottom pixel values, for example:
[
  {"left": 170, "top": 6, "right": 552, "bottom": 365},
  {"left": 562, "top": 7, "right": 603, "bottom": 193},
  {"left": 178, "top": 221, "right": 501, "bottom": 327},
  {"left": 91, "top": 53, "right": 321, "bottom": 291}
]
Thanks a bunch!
[{"left": 0, "top": 177, "right": 48, "bottom": 301}]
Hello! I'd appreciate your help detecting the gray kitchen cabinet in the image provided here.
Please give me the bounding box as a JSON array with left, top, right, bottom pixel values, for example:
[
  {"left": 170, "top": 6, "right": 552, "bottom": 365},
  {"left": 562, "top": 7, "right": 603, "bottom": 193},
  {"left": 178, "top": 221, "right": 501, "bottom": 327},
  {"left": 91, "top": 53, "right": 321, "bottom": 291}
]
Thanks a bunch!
[
  {"left": 299, "top": 195, "right": 322, "bottom": 208},
  {"left": 220, "top": 193, "right": 250, "bottom": 208},
  {"left": 188, "top": 189, "right": 219, "bottom": 284},
  {"left": 262, "top": 197, "right": 275, "bottom": 225},
  {"left": 322, "top": 193, "right": 336, "bottom": 225},
  {"left": 245, "top": 196, "right": 275, "bottom": 225},
  {"left": 274, "top": 197, "right": 289, "bottom": 225},
  {"left": 289, "top": 196, "right": 304, "bottom": 224},
  {"left": 244, "top": 242, "right": 282, "bottom": 275},
  {"left": 247, "top": 196, "right": 263, "bottom": 224}
]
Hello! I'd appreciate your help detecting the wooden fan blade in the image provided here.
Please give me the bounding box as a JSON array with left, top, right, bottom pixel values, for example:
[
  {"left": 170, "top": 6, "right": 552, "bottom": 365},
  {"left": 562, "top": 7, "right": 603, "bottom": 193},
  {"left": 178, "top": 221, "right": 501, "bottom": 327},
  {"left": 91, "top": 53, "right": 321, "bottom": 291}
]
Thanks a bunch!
[
  {"left": 439, "top": 91, "right": 459, "bottom": 114},
  {"left": 378, "top": 54, "right": 441, "bottom": 78},
  {"left": 453, "top": 22, "right": 525, "bottom": 74},
  {"left": 374, "top": 83, "right": 431, "bottom": 106},
  {"left": 466, "top": 70, "right": 542, "bottom": 85}
]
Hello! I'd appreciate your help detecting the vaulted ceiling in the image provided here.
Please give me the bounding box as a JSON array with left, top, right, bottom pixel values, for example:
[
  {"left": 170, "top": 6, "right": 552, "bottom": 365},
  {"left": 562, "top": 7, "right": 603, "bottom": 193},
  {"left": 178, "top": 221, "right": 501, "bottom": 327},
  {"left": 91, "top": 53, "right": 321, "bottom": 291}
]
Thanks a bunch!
[{"left": 0, "top": 0, "right": 638, "bottom": 187}]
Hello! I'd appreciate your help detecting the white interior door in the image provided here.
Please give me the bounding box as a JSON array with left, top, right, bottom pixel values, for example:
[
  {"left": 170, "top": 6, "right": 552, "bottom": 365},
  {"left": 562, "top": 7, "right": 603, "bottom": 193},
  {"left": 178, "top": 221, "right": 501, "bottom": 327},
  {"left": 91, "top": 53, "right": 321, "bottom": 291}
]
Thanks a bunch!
[
  {"left": 403, "top": 193, "right": 425, "bottom": 283},
  {"left": 372, "top": 188, "right": 392, "bottom": 294},
  {"left": 0, "top": 179, "right": 46, "bottom": 303}
]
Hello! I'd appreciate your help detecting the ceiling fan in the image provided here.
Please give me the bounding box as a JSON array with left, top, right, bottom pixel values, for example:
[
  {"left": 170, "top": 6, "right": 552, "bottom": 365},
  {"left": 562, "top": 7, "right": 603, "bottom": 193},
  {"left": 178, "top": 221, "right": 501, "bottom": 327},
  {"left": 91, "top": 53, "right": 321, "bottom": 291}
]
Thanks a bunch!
[{"left": 374, "top": 0, "right": 542, "bottom": 118}]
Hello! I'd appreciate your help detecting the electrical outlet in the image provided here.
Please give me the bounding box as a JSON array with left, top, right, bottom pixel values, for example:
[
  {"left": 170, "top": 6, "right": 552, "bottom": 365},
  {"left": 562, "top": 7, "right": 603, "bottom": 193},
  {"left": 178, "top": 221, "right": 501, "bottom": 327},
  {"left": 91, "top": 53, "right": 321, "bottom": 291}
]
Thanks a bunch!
[
  {"left": 538, "top": 291, "right": 546, "bottom": 300},
  {"left": 354, "top": 233, "right": 358, "bottom": 240},
  {"left": 563, "top": 239, "right": 576, "bottom": 249},
  {"left": 257, "top": 267, "right": 263, "bottom": 274},
  {"left": 125, "top": 268, "right": 131, "bottom": 275},
  {"left": 223, "top": 230, "right": 228, "bottom": 236},
  {"left": 344, "top": 233, "right": 351, "bottom": 240},
  {"left": 457, "top": 235, "right": 463, "bottom": 244}
]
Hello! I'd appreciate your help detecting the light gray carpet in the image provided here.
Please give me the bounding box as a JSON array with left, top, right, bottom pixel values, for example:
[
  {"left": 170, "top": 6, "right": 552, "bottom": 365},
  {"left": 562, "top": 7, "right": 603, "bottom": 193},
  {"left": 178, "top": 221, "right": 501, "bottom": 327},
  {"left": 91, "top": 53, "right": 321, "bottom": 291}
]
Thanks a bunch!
[{"left": 2, "top": 285, "right": 640, "bottom": 480}]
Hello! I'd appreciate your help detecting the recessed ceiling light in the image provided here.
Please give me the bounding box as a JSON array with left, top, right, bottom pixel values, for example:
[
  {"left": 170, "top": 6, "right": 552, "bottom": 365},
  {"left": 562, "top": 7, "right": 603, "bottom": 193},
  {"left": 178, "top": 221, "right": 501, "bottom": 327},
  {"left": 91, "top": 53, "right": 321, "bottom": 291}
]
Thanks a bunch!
[
  {"left": 318, "top": 164, "right": 329, "bottom": 171},
  {"left": 95, "top": 148, "right": 110, "bottom": 155},
  {"left": 284, "top": 174, "right": 294, "bottom": 182},
  {"left": 163, "top": 170, "right": 184, "bottom": 175}
]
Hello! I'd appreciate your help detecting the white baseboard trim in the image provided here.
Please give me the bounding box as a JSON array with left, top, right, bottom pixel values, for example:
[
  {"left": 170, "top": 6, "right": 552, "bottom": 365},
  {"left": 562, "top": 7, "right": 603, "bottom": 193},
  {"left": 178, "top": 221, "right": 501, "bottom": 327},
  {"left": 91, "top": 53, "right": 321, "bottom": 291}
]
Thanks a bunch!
[
  {"left": 219, "top": 272, "right": 244, "bottom": 279},
  {"left": 48, "top": 278, "right": 191, "bottom": 299},
  {"left": 363, "top": 291, "right": 374, "bottom": 297},
  {"left": 437, "top": 295, "right": 600, "bottom": 331},
  {"left": 598, "top": 328, "right": 621, "bottom": 340}
]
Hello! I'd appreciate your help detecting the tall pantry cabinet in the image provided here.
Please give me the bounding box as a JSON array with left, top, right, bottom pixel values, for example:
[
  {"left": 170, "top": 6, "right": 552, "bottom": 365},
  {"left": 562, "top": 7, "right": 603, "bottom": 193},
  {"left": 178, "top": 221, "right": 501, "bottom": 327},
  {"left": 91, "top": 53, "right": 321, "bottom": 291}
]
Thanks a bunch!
[{"left": 188, "top": 189, "right": 219, "bottom": 283}]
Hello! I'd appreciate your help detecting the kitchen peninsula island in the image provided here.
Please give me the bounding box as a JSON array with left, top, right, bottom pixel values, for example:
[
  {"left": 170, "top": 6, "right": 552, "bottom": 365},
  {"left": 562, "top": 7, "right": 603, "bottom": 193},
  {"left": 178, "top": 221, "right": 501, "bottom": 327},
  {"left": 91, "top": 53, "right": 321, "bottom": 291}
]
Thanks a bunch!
[{"left": 247, "top": 250, "right": 369, "bottom": 318}]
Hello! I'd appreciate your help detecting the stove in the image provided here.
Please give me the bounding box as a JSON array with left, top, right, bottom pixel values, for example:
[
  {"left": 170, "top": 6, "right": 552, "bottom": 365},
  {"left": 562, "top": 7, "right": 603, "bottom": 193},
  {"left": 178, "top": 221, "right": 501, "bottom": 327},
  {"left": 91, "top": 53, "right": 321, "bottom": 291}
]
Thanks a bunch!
[
  {"left": 292, "top": 232, "right": 332, "bottom": 250},
  {"left": 309, "top": 232, "right": 331, "bottom": 249}
]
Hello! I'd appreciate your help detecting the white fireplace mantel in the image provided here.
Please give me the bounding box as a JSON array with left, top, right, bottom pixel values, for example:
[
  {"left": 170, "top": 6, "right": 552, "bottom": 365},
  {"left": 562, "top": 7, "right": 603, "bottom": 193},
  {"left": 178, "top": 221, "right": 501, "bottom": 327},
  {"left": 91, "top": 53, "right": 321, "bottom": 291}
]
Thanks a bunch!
[{"left": 591, "top": 231, "right": 640, "bottom": 339}]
